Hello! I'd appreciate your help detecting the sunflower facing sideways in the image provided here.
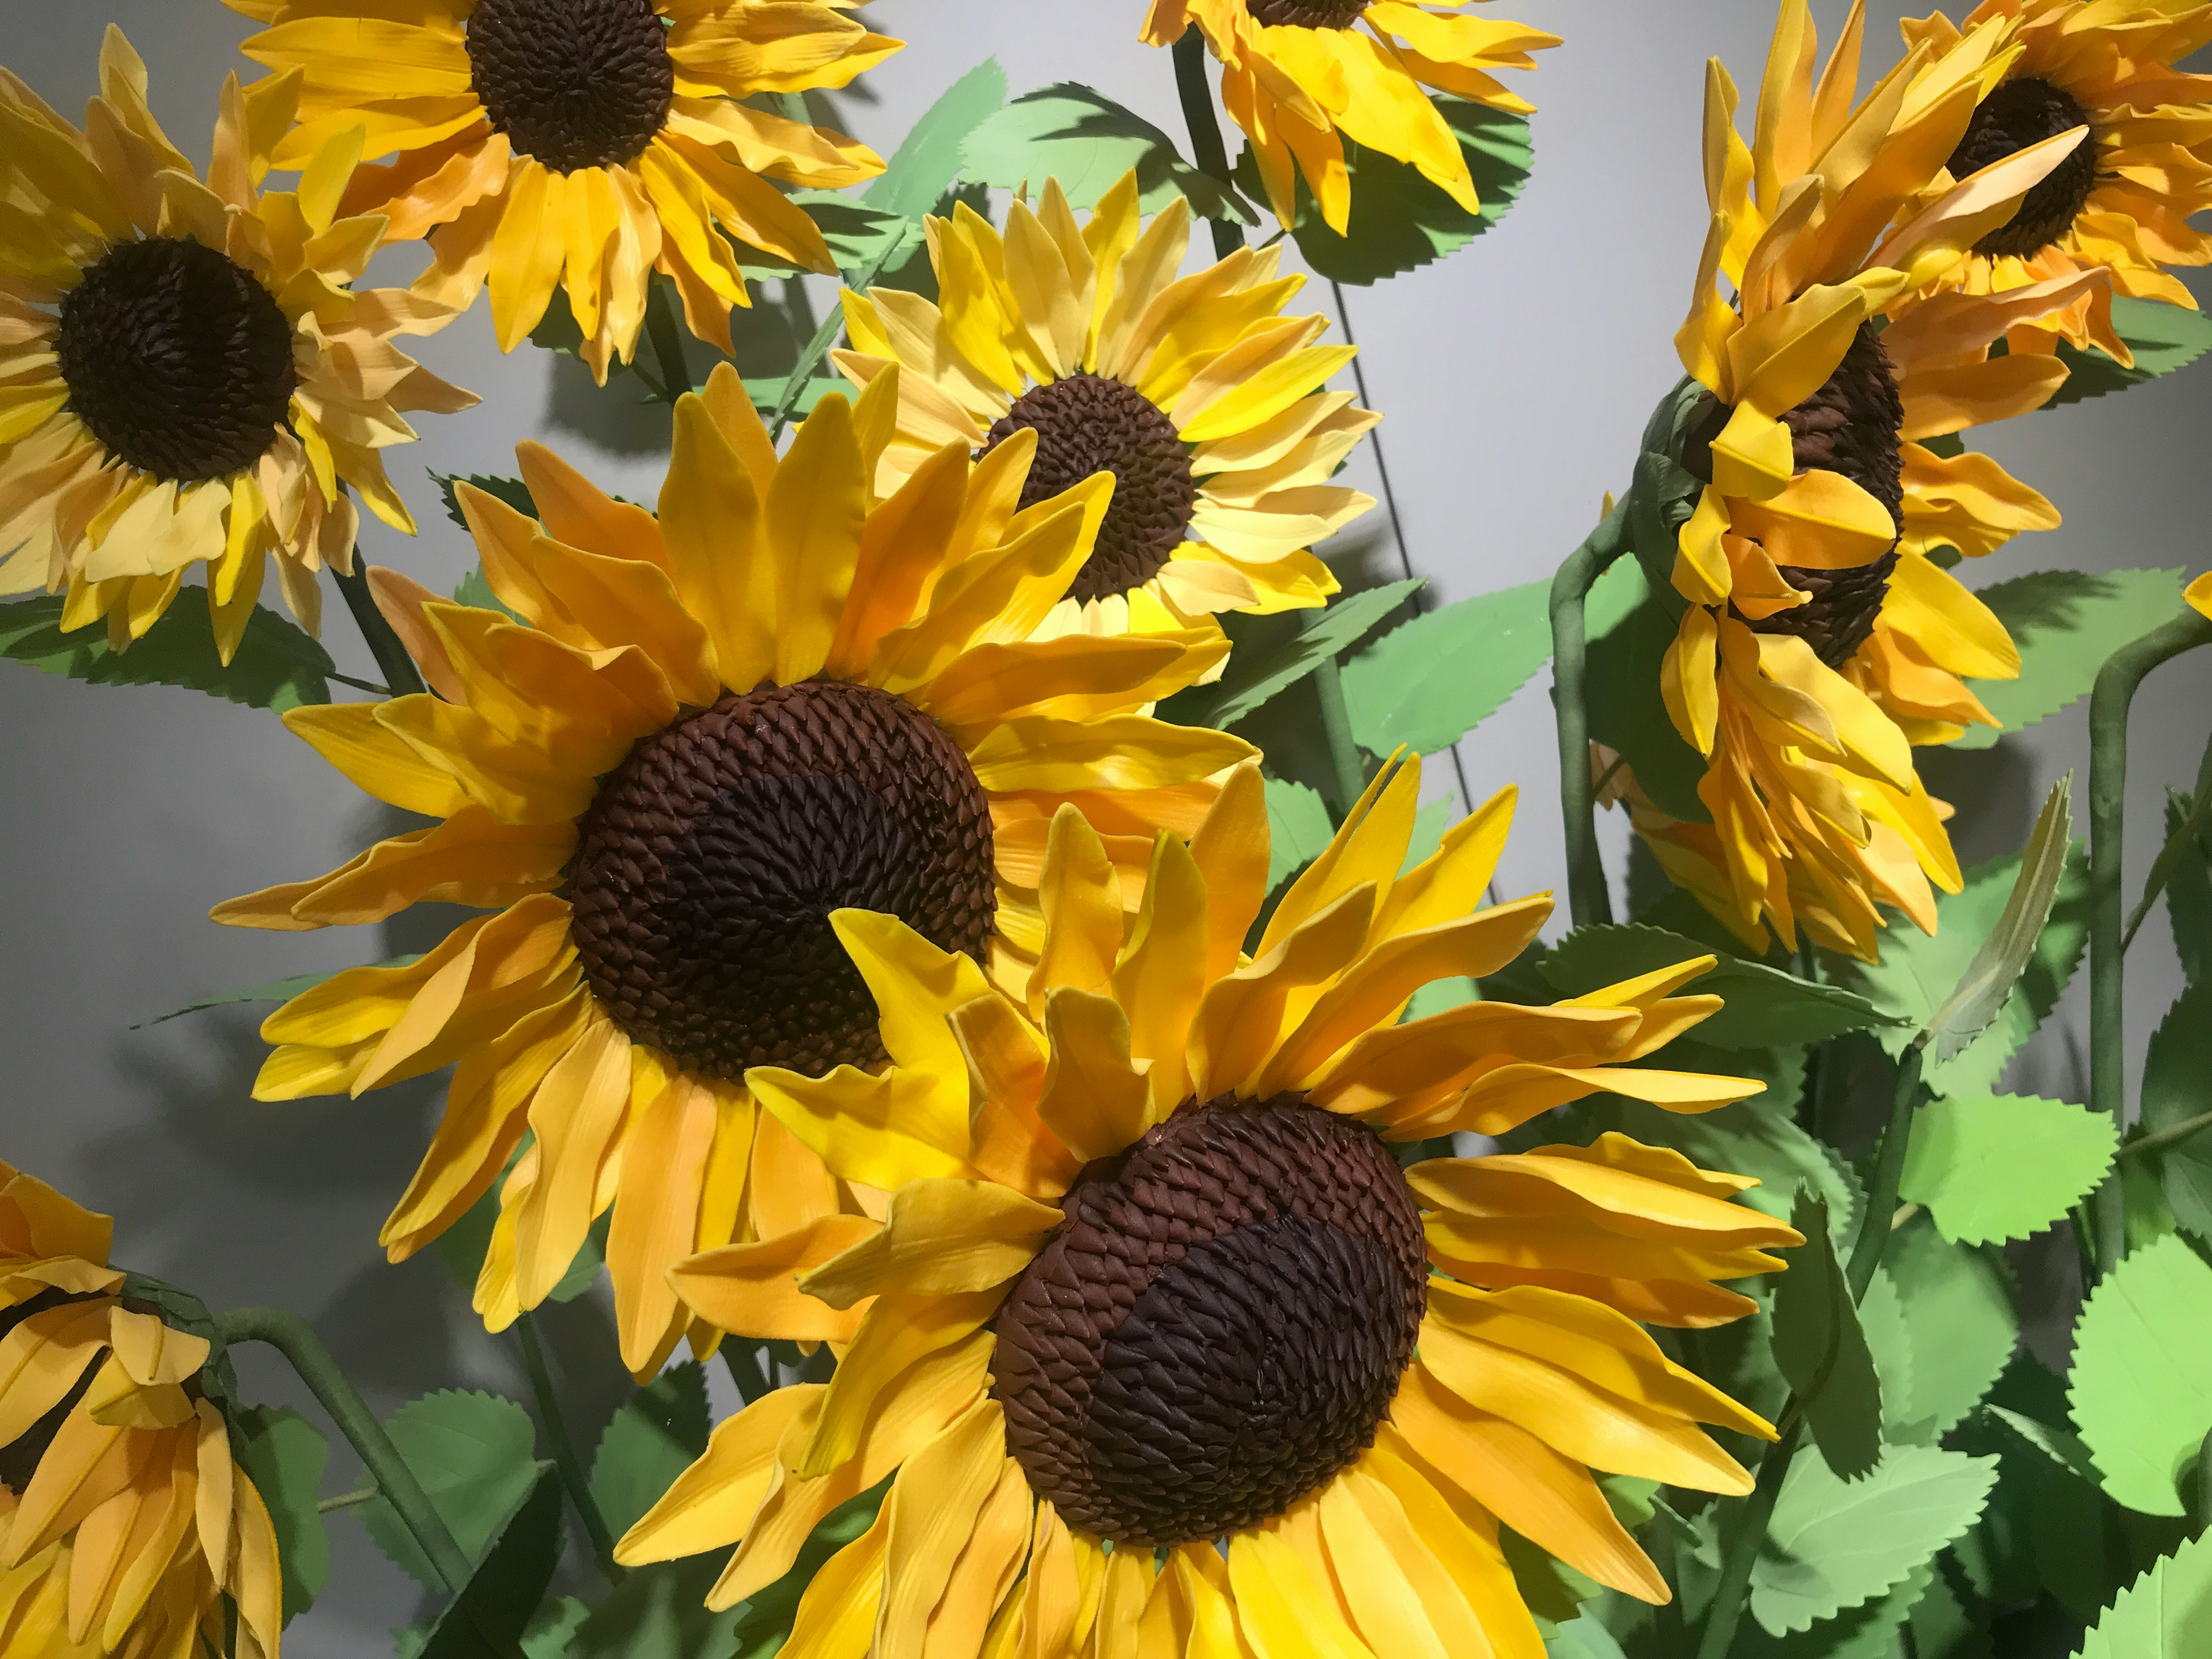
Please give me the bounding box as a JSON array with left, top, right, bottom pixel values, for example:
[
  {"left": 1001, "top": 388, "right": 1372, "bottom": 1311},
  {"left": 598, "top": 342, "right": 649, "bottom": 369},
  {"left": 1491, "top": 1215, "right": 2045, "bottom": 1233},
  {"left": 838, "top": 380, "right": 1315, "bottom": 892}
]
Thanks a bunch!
[
  {"left": 1140, "top": 1, "right": 1560, "bottom": 234},
  {"left": 226, "top": 0, "right": 900, "bottom": 381},
  {"left": 619, "top": 753, "right": 1798, "bottom": 1659},
  {"left": 0, "top": 1163, "right": 283, "bottom": 1659},
  {"left": 214, "top": 363, "right": 1254, "bottom": 1379},
  {"left": 1637, "top": 0, "right": 2111, "bottom": 960},
  {"left": 1900, "top": 0, "right": 2212, "bottom": 362},
  {"left": 836, "top": 175, "right": 1376, "bottom": 638},
  {"left": 0, "top": 29, "right": 473, "bottom": 660}
]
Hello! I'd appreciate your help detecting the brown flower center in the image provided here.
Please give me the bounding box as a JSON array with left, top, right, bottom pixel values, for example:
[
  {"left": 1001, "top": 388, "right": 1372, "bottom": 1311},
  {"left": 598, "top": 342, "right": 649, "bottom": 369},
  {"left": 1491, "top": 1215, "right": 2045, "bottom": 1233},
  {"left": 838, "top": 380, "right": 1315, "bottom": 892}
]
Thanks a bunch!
[
  {"left": 1247, "top": 0, "right": 1370, "bottom": 27},
  {"left": 1945, "top": 77, "right": 2100, "bottom": 260},
  {"left": 992, "top": 1094, "right": 1427, "bottom": 1546},
  {"left": 982, "top": 373, "right": 1198, "bottom": 605},
  {"left": 55, "top": 237, "right": 296, "bottom": 484},
  {"left": 468, "top": 0, "right": 675, "bottom": 174},
  {"left": 566, "top": 680, "right": 995, "bottom": 1084}
]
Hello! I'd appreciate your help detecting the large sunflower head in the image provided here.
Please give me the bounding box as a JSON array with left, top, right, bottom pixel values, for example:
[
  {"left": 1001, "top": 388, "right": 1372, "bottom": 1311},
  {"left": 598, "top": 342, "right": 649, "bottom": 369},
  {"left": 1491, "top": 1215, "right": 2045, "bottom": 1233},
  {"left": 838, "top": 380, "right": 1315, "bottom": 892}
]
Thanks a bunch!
[
  {"left": 0, "top": 28, "right": 474, "bottom": 661},
  {"left": 214, "top": 363, "right": 1254, "bottom": 1377},
  {"left": 1900, "top": 0, "right": 2212, "bottom": 362},
  {"left": 618, "top": 753, "right": 1796, "bottom": 1653},
  {"left": 227, "top": 0, "right": 901, "bottom": 381},
  {"left": 835, "top": 173, "right": 1378, "bottom": 637},
  {"left": 1141, "top": 1, "right": 1560, "bottom": 234},
  {"left": 1653, "top": 0, "right": 2106, "bottom": 960},
  {"left": 0, "top": 1164, "right": 284, "bottom": 1659}
]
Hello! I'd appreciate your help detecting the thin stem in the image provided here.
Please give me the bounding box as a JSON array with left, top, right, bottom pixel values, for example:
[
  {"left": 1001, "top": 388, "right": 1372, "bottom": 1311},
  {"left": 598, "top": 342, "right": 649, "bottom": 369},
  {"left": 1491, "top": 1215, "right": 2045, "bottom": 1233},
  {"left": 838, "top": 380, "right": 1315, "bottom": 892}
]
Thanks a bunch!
[
  {"left": 516, "top": 1313, "right": 622, "bottom": 1582},
  {"left": 645, "top": 281, "right": 694, "bottom": 404},
  {"left": 1172, "top": 29, "right": 1244, "bottom": 260},
  {"left": 318, "top": 1486, "right": 378, "bottom": 1513},
  {"left": 333, "top": 558, "right": 425, "bottom": 699},
  {"left": 214, "top": 1307, "right": 471, "bottom": 1594},
  {"left": 1848, "top": 1044, "right": 1926, "bottom": 1301},
  {"left": 1891, "top": 1202, "right": 1923, "bottom": 1232},
  {"left": 721, "top": 1340, "right": 772, "bottom": 1406},
  {"left": 1694, "top": 1422, "right": 1803, "bottom": 1659},
  {"left": 2088, "top": 609, "right": 2212, "bottom": 1275},
  {"left": 327, "top": 672, "right": 391, "bottom": 696},
  {"left": 2122, "top": 721, "right": 2212, "bottom": 952},
  {"left": 1550, "top": 503, "right": 1631, "bottom": 929},
  {"left": 1313, "top": 657, "right": 1366, "bottom": 816},
  {"left": 2123, "top": 1107, "right": 2212, "bottom": 1161}
]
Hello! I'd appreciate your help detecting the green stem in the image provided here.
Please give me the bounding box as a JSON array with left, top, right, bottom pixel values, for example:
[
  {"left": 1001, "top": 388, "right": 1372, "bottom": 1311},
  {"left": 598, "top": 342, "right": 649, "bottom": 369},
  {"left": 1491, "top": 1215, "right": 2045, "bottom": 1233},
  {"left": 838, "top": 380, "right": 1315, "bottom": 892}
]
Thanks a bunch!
[
  {"left": 645, "top": 281, "right": 694, "bottom": 404},
  {"left": 317, "top": 1486, "right": 378, "bottom": 1513},
  {"left": 1313, "top": 657, "right": 1366, "bottom": 816},
  {"left": 2123, "top": 1107, "right": 2212, "bottom": 1161},
  {"left": 1550, "top": 503, "right": 1631, "bottom": 929},
  {"left": 516, "top": 1312, "right": 622, "bottom": 1581},
  {"left": 1847, "top": 1044, "right": 1926, "bottom": 1301},
  {"left": 2088, "top": 609, "right": 2212, "bottom": 1275},
  {"left": 721, "top": 1340, "right": 773, "bottom": 1405},
  {"left": 1172, "top": 29, "right": 1244, "bottom": 260},
  {"left": 1694, "top": 1421, "right": 1804, "bottom": 1659},
  {"left": 2122, "top": 720, "right": 2212, "bottom": 952},
  {"left": 333, "top": 557, "right": 425, "bottom": 699},
  {"left": 214, "top": 1307, "right": 470, "bottom": 1594}
]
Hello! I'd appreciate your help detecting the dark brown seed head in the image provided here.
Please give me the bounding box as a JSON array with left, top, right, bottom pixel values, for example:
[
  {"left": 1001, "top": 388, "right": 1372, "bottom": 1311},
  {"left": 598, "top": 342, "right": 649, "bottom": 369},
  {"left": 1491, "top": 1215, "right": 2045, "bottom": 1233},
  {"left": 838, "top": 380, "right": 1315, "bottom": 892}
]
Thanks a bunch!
[
  {"left": 991, "top": 1094, "right": 1428, "bottom": 1547},
  {"left": 55, "top": 237, "right": 296, "bottom": 484},
  {"left": 0, "top": 1289, "right": 104, "bottom": 1495},
  {"left": 566, "top": 680, "right": 995, "bottom": 1084},
  {"left": 1247, "top": 0, "right": 1371, "bottom": 26},
  {"left": 982, "top": 373, "right": 1198, "bottom": 605},
  {"left": 468, "top": 0, "right": 675, "bottom": 174},
  {"left": 1945, "top": 77, "right": 2100, "bottom": 260}
]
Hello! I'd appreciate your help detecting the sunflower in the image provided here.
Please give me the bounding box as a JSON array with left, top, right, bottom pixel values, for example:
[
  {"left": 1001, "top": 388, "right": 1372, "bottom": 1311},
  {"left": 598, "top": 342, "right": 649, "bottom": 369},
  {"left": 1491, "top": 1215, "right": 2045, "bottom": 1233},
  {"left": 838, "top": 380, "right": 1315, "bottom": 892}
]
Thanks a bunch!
[
  {"left": 226, "top": 0, "right": 900, "bottom": 382},
  {"left": 1650, "top": 0, "right": 2109, "bottom": 960},
  {"left": 0, "top": 28, "right": 473, "bottom": 661},
  {"left": 1900, "top": 1, "right": 2212, "bottom": 362},
  {"left": 618, "top": 752, "right": 1797, "bottom": 1656},
  {"left": 0, "top": 1163, "right": 283, "bottom": 1659},
  {"left": 214, "top": 363, "right": 1254, "bottom": 1378},
  {"left": 834, "top": 174, "right": 1377, "bottom": 637},
  {"left": 1141, "top": 1, "right": 1559, "bottom": 234}
]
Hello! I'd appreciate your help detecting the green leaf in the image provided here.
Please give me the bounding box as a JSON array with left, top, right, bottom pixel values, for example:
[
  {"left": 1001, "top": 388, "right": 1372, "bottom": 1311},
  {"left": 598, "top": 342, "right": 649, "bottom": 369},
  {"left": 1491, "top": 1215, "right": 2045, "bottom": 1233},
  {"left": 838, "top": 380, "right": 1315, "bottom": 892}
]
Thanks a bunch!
[
  {"left": 1733, "top": 1565, "right": 1938, "bottom": 1659},
  {"left": 360, "top": 1391, "right": 546, "bottom": 1588},
  {"left": 1899, "top": 1093, "right": 2117, "bottom": 1245},
  {"left": 751, "top": 190, "right": 923, "bottom": 281},
  {"left": 1263, "top": 777, "right": 1333, "bottom": 896},
  {"left": 570, "top": 1559, "right": 745, "bottom": 1659},
  {"left": 1541, "top": 925, "right": 1905, "bottom": 1051},
  {"left": 1952, "top": 569, "right": 2188, "bottom": 750},
  {"left": 432, "top": 472, "right": 537, "bottom": 532},
  {"left": 1233, "top": 100, "right": 1531, "bottom": 285},
  {"left": 133, "top": 956, "right": 422, "bottom": 1030},
  {"left": 2141, "top": 979, "right": 2212, "bottom": 1241},
  {"left": 0, "top": 592, "right": 334, "bottom": 713},
  {"left": 1985, "top": 1404, "right": 2103, "bottom": 1487},
  {"left": 1770, "top": 1187, "right": 1884, "bottom": 1481},
  {"left": 2164, "top": 788, "right": 2212, "bottom": 986},
  {"left": 1584, "top": 561, "right": 1710, "bottom": 824},
  {"left": 738, "top": 376, "right": 844, "bottom": 418},
  {"left": 2067, "top": 1232, "right": 2212, "bottom": 1517},
  {"left": 2044, "top": 296, "right": 2212, "bottom": 409},
  {"left": 1887, "top": 1222, "right": 2018, "bottom": 1442},
  {"left": 418, "top": 1465, "right": 565, "bottom": 1659},
  {"left": 2071, "top": 1523, "right": 2212, "bottom": 1657},
  {"left": 1855, "top": 1268, "right": 1919, "bottom": 1443},
  {"left": 1924, "top": 777, "right": 2073, "bottom": 1064},
  {"left": 960, "top": 84, "right": 1257, "bottom": 225},
  {"left": 1502, "top": 1524, "right": 1601, "bottom": 1633},
  {"left": 1750, "top": 1446, "right": 1999, "bottom": 1636},
  {"left": 230, "top": 1406, "right": 330, "bottom": 1623},
  {"left": 548, "top": 1213, "right": 609, "bottom": 1303},
  {"left": 867, "top": 60, "right": 1009, "bottom": 221},
  {"left": 1339, "top": 579, "right": 1550, "bottom": 756},
  {"left": 525, "top": 1599, "right": 591, "bottom": 1659},
  {"left": 1173, "top": 579, "right": 1424, "bottom": 732},
  {"left": 589, "top": 1363, "right": 710, "bottom": 1540}
]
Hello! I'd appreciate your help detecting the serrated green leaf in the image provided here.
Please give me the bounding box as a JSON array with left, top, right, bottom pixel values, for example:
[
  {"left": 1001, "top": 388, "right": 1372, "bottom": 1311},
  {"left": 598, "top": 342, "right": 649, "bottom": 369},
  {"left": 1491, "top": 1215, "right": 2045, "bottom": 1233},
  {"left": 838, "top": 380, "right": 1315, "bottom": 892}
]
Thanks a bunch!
[
  {"left": 1856, "top": 1268, "right": 1920, "bottom": 1442},
  {"left": 133, "top": 956, "right": 422, "bottom": 1030},
  {"left": 1887, "top": 1223, "right": 2017, "bottom": 1441},
  {"left": 738, "top": 376, "right": 843, "bottom": 418},
  {"left": 751, "top": 190, "right": 922, "bottom": 281},
  {"left": 359, "top": 1391, "right": 545, "bottom": 1588},
  {"left": 2164, "top": 788, "right": 2212, "bottom": 987},
  {"left": 1925, "top": 777, "right": 2073, "bottom": 1063},
  {"left": 589, "top": 1363, "right": 710, "bottom": 1540},
  {"left": 1264, "top": 776, "right": 1333, "bottom": 897},
  {"left": 0, "top": 592, "right": 334, "bottom": 713},
  {"left": 1953, "top": 569, "right": 2188, "bottom": 749},
  {"left": 524, "top": 1599, "right": 590, "bottom": 1659},
  {"left": 1771, "top": 1187, "right": 1884, "bottom": 1481},
  {"left": 2045, "top": 296, "right": 2212, "bottom": 409},
  {"left": 961, "top": 84, "right": 1256, "bottom": 224},
  {"left": 1233, "top": 100, "right": 1530, "bottom": 285},
  {"left": 1340, "top": 578, "right": 1550, "bottom": 756},
  {"left": 2141, "top": 978, "right": 2212, "bottom": 1241},
  {"left": 867, "top": 60, "right": 1007, "bottom": 220},
  {"left": 1733, "top": 1564, "right": 1937, "bottom": 1659},
  {"left": 570, "top": 1560, "right": 741, "bottom": 1659},
  {"left": 2071, "top": 1522, "right": 2212, "bottom": 1658},
  {"left": 230, "top": 1406, "right": 329, "bottom": 1623},
  {"left": 1984, "top": 1404, "right": 2102, "bottom": 1487},
  {"left": 1584, "top": 561, "right": 1710, "bottom": 824},
  {"left": 2067, "top": 1233, "right": 2212, "bottom": 1517},
  {"left": 1751, "top": 1446, "right": 1999, "bottom": 1636},
  {"left": 1898, "top": 1093, "right": 2116, "bottom": 1245},
  {"left": 418, "top": 1465, "right": 564, "bottom": 1659},
  {"left": 1502, "top": 1524, "right": 1601, "bottom": 1632},
  {"left": 1175, "top": 579, "right": 1423, "bottom": 732},
  {"left": 432, "top": 472, "right": 537, "bottom": 532}
]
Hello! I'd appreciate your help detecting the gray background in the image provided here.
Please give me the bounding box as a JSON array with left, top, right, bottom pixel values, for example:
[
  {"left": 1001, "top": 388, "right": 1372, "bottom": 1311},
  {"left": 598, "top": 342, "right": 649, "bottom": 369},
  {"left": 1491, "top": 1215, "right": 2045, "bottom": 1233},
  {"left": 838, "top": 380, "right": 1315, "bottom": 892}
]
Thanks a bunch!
[{"left": 1, "top": 3, "right": 2206, "bottom": 1653}]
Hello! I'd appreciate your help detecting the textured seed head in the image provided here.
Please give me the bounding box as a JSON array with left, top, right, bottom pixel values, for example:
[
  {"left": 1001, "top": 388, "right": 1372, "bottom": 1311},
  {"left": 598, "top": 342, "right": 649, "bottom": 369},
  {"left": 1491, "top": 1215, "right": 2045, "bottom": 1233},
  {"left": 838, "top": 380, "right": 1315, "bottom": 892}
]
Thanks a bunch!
[
  {"left": 468, "top": 0, "right": 675, "bottom": 174},
  {"left": 1947, "top": 77, "right": 2100, "bottom": 260},
  {"left": 1247, "top": 0, "right": 1371, "bottom": 27}
]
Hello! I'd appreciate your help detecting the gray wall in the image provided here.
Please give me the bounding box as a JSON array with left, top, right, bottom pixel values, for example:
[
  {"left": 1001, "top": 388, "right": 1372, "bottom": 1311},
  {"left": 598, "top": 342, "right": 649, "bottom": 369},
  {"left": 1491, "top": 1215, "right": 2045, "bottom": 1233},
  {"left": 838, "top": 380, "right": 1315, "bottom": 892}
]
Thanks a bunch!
[{"left": 1, "top": 3, "right": 2206, "bottom": 1654}]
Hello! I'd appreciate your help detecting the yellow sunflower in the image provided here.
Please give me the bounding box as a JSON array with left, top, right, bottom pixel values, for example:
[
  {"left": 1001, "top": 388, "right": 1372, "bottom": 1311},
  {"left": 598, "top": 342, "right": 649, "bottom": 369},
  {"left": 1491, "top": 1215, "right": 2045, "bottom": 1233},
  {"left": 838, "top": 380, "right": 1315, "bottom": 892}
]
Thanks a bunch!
[
  {"left": 214, "top": 363, "right": 1254, "bottom": 1379},
  {"left": 0, "top": 1163, "right": 283, "bottom": 1659},
  {"left": 0, "top": 28, "right": 474, "bottom": 661},
  {"left": 618, "top": 752, "right": 1796, "bottom": 1656},
  {"left": 1649, "top": 0, "right": 2108, "bottom": 960},
  {"left": 834, "top": 174, "right": 1377, "bottom": 637},
  {"left": 1900, "top": 0, "right": 2212, "bottom": 362},
  {"left": 226, "top": 0, "right": 899, "bottom": 381},
  {"left": 1141, "top": 1, "right": 1559, "bottom": 233}
]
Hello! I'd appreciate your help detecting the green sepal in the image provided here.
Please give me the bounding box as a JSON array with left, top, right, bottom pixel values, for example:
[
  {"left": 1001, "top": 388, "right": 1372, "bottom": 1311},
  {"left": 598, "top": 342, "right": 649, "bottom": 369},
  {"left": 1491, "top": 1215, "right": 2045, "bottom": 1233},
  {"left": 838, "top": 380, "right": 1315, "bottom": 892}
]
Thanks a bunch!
[
  {"left": 1770, "top": 1186, "right": 1884, "bottom": 1482},
  {"left": 0, "top": 592, "right": 334, "bottom": 714},
  {"left": 1340, "top": 578, "right": 1551, "bottom": 757},
  {"left": 961, "top": 83, "right": 1257, "bottom": 225},
  {"left": 2043, "top": 296, "right": 2212, "bottom": 409},
  {"left": 1952, "top": 568, "right": 2188, "bottom": 751}
]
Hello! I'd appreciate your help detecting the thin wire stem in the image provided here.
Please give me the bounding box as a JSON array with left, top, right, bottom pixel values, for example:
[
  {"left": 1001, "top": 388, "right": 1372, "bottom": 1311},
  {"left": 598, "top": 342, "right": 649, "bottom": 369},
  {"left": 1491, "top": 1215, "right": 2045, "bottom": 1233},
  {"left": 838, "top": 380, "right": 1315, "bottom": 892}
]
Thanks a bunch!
[
  {"left": 1172, "top": 30, "right": 1244, "bottom": 260},
  {"left": 1550, "top": 502, "right": 1631, "bottom": 928},
  {"left": 1692, "top": 1421, "right": 1803, "bottom": 1659},
  {"left": 515, "top": 1312, "right": 622, "bottom": 1582},
  {"left": 333, "top": 558, "right": 425, "bottom": 699}
]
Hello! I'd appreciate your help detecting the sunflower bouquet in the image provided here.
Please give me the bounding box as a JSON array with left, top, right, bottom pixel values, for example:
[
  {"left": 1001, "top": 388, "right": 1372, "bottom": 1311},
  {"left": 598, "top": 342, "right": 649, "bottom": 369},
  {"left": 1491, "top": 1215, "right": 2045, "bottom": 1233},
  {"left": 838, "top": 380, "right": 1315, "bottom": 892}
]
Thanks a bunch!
[{"left": 5, "top": 3, "right": 2212, "bottom": 1658}]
